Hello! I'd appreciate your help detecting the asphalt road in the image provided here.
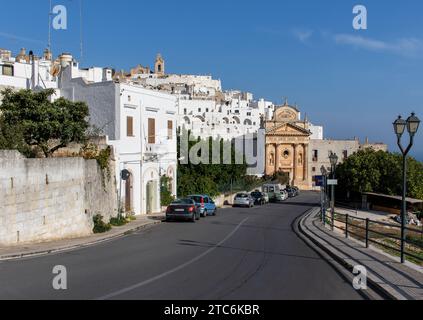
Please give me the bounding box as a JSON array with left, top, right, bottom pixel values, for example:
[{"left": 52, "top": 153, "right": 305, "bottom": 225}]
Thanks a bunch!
[{"left": 0, "top": 192, "right": 363, "bottom": 300}]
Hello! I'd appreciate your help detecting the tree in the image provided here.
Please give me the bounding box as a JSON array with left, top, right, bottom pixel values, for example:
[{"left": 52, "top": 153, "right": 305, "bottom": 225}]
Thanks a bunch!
[
  {"left": 336, "top": 149, "right": 423, "bottom": 200},
  {"left": 176, "top": 128, "right": 250, "bottom": 197},
  {"left": 0, "top": 88, "right": 89, "bottom": 157},
  {"left": 0, "top": 115, "right": 34, "bottom": 157}
]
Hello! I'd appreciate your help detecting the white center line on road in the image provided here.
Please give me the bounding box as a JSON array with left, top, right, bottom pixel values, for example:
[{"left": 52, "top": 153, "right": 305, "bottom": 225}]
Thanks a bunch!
[{"left": 96, "top": 217, "right": 249, "bottom": 300}]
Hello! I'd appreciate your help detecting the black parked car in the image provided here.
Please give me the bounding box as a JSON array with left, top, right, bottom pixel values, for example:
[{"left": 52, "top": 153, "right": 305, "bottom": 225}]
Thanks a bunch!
[
  {"left": 166, "top": 198, "right": 200, "bottom": 222},
  {"left": 285, "top": 187, "right": 297, "bottom": 198},
  {"left": 251, "top": 191, "right": 266, "bottom": 205}
]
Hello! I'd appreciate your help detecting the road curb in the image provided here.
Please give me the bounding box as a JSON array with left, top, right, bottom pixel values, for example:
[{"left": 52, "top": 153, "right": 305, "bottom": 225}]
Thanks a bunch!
[
  {"left": 0, "top": 219, "right": 162, "bottom": 262},
  {"left": 296, "top": 208, "right": 399, "bottom": 300}
]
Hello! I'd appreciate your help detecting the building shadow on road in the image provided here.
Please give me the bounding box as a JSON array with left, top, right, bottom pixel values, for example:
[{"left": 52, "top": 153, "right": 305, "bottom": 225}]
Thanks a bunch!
[
  {"left": 177, "top": 239, "right": 324, "bottom": 262},
  {"left": 208, "top": 220, "right": 293, "bottom": 232},
  {"left": 274, "top": 201, "right": 320, "bottom": 207}
]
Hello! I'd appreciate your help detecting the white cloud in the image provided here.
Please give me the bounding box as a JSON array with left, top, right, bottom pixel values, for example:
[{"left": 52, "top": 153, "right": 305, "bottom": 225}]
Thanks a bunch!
[
  {"left": 0, "top": 31, "right": 44, "bottom": 44},
  {"left": 292, "top": 29, "right": 313, "bottom": 44},
  {"left": 334, "top": 34, "right": 423, "bottom": 58}
]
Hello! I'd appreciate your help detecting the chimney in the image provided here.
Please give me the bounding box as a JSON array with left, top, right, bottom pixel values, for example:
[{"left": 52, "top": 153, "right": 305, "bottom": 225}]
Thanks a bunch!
[{"left": 29, "top": 50, "right": 36, "bottom": 89}]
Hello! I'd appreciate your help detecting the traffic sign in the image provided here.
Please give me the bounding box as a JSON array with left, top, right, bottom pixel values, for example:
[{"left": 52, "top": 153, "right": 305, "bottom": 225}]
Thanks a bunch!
[
  {"left": 327, "top": 179, "right": 338, "bottom": 186},
  {"left": 314, "top": 175, "right": 324, "bottom": 187}
]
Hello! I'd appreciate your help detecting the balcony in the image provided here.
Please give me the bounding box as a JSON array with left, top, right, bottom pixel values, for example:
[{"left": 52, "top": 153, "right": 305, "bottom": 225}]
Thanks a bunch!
[{"left": 145, "top": 143, "right": 169, "bottom": 156}]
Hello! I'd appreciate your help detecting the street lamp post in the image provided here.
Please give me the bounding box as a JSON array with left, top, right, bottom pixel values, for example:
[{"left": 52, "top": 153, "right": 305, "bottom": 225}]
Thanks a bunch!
[
  {"left": 329, "top": 153, "right": 338, "bottom": 231},
  {"left": 393, "top": 113, "right": 420, "bottom": 263},
  {"left": 321, "top": 166, "right": 328, "bottom": 225}
]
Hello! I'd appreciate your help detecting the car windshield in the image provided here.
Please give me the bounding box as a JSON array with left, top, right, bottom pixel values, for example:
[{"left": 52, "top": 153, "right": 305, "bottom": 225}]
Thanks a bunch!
[
  {"left": 236, "top": 194, "right": 248, "bottom": 198},
  {"left": 188, "top": 196, "right": 203, "bottom": 203},
  {"left": 172, "top": 199, "right": 193, "bottom": 205}
]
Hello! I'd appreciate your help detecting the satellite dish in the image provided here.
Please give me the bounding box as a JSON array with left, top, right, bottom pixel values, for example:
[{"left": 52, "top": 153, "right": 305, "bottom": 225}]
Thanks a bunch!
[{"left": 51, "top": 64, "right": 61, "bottom": 77}]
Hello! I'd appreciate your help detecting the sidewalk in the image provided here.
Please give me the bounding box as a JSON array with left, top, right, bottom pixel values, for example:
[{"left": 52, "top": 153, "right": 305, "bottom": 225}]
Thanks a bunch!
[
  {"left": 335, "top": 207, "right": 394, "bottom": 222},
  {"left": 0, "top": 214, "right": 164, "bottom": 261},
  {"left": 299, "top": 208, "right": 423, "bottom": 300}
]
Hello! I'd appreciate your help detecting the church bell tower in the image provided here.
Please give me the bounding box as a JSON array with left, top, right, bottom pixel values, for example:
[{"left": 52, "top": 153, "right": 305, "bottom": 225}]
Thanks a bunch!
[{"left": 154, "top": 53, "right": 165, "bottom": 75}]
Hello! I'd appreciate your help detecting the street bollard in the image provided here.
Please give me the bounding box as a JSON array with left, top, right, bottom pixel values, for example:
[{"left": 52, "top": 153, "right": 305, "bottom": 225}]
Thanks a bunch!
[
  {"left": 345, "top": 214, "right": 349, "bottom": 238},
  {"left": 365, "top": 218, "right": 369, "bottom": 248}
]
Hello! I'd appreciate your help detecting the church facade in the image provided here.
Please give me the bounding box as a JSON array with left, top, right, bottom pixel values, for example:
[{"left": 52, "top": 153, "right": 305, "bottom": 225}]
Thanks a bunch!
[
  {"left": 265, "top": 102, "right": 312, "bottom": 190},
  {"left": 265, "top": 102, "right": 388, "bottom": 190}
]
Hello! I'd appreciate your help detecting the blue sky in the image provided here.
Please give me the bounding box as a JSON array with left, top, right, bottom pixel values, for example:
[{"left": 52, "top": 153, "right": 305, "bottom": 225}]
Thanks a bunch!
[{"left": 1, "top": 0, "right": 422, "bottom": 160}]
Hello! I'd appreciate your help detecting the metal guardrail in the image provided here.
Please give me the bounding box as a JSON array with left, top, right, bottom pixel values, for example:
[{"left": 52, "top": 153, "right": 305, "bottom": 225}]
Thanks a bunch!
[{"left": 323, "top": 211, "right": 423, "bottom": 263}]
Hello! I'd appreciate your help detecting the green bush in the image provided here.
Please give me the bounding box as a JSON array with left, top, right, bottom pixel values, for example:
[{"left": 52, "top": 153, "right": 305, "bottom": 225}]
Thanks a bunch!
[
  {"left": 160, "top": 175, "right": 175, "bottom": 206},
  {"left": 110, "top": 216, "right": 128, "bottom": 227},
  {"left": 127, "top": 215, "right": 137, "bottom": 221},
  {"left": 93, "top": 214, "right": 111, "bottom": 233}
]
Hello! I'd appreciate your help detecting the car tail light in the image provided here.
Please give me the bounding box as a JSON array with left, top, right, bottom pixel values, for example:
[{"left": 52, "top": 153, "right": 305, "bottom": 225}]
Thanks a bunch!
[
  {"left": 201, "top": 197, "right": 204, "bottom": 208},
  {"left": 188, "top": 206, "right": 195, "bottom": 212}
]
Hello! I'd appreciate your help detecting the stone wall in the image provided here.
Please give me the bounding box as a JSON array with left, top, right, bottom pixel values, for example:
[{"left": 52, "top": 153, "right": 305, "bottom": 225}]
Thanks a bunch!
[
  {"left": 0, "top": 151, "right": 118, "bottom": 246},
  {"left": 214, "top": 189, "right": 257, "bottom": 207}
]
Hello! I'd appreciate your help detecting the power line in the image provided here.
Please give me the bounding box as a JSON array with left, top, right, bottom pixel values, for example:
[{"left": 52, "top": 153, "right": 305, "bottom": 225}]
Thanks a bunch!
[{"left": 79, "top": 0, "right": 84, "bottom": 62}]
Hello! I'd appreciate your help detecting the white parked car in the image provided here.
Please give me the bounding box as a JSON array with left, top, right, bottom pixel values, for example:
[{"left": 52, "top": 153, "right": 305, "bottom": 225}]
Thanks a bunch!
[{"left": 233, "top": 193, "right": 255, "bottom": 208}]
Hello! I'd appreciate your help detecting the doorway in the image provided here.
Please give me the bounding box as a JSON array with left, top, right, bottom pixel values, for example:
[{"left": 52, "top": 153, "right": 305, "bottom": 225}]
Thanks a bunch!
[{"left": 146, "top": 180, "right": 157, "bottom": 214}]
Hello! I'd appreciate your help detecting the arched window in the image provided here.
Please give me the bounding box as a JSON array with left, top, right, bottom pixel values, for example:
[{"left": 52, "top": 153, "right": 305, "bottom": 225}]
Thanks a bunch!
[{"left": 269, "top": 153, "right": 274, "bottom": 165}]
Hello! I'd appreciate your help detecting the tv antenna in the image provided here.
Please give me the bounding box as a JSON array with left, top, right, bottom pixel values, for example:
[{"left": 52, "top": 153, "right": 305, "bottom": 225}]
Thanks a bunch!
[{"left": 48, "top": 0, "right": 52, "bottom": 53}]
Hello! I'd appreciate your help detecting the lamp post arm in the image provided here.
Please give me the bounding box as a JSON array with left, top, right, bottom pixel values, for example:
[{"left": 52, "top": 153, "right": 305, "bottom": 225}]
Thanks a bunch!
[
  {"left": 404, "top": 135, "right": 414, "bottom": 156},
  {"left": 397, "top": 137, "right": 406, "bottom": 155}
]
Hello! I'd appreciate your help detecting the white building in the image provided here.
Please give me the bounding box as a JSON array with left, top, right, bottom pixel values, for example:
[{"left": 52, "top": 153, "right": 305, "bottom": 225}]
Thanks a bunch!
[
  {"left": 56, "top": 55, "right": 178, "bottom": 215},
  {"left": 0, "top": 48, "right": 58, "bottom": 92},
  {"left": 309, "top": 124, "right": 324, "bottom": 140},
  {"left": 177, "top": 93, "right": 268, "bottom": 141},
  {"left": 119, "top": 54, "right": 275, "bottom": 141}
]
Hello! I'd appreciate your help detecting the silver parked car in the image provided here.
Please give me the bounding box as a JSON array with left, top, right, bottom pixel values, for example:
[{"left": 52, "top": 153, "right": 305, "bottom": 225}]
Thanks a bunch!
[
  {"left": 280, "top": 190, "right": 289, "bottom": 201},
  {"left": 233, "top": 193, "right": 255, "bottom": 208}
]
